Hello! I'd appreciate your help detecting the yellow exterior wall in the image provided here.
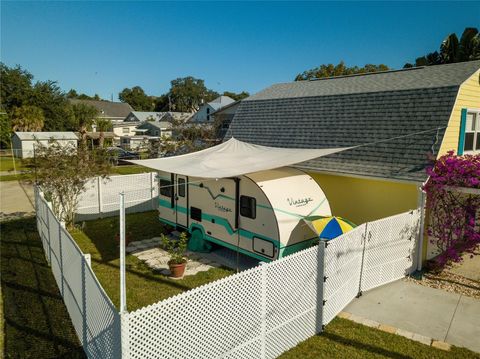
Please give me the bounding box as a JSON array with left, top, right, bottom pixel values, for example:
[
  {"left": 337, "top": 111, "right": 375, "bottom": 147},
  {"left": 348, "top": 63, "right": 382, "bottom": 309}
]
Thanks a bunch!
[
  {"left": 438, "top": 69, "right": 480, "bottom": 156},
  {"left": 310, "top": 172, "right": 419, "bottom": 224}
]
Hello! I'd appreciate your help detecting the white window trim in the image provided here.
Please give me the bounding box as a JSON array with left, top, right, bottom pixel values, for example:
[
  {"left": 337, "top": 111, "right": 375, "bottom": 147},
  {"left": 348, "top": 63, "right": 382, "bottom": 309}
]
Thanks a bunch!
[{"left": 464, "top": 108, "right": 480, "bottom": 154}]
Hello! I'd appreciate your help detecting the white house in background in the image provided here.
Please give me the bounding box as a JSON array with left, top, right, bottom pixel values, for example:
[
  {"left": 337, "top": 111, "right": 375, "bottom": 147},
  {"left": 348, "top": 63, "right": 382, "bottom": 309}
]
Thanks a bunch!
[
  {"left": 125, "top": 111, "right": 192, "bottom": 123},
  {"left": 112, "top": 122, "right": 139, "bottom": 140},
  {"left": 11, "top": 132, "right": 79, "bottom": 158},
  {"left": 190, "top": 96, "right": 235, "bottom": 123}
]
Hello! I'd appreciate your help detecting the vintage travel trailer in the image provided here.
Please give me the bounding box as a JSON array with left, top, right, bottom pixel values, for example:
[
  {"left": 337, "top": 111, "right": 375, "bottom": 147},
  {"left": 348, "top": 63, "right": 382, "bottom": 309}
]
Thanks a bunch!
[{"left": 156, "top": 167, "right": 332, "bottom": 261}]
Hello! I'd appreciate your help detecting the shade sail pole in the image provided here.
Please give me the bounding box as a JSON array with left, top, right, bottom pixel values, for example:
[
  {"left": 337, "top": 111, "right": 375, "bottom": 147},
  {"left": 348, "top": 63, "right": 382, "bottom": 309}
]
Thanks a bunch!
[{"left": 119, "top": 192, "right": 127, "bottom": 313}]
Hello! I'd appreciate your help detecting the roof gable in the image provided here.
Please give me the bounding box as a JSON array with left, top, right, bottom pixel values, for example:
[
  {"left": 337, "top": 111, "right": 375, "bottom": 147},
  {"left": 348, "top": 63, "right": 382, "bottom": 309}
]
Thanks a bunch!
[{"left": 69, "top": 99, "right": 133, "bottom": 118}]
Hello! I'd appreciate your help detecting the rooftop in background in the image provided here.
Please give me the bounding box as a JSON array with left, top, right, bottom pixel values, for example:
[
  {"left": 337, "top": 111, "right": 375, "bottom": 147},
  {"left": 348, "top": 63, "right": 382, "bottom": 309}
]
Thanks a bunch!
[
  {"left": 246, "top": 61, "right": 480, "bottom": 101},
  {"left": 208, "top": 96, "right": 235, "bottom": 111},
  {"left": 13, "top": 131, "right": 79, "bottom": 140},
  {"left": 69, "top": 99, "right": 133, "bottom": 120},
  {"left": 227, "top": 60, "right": 480, "bottom": 182},
  {"left": 125, "top": 111, "right": 192, "bottom": 123}
]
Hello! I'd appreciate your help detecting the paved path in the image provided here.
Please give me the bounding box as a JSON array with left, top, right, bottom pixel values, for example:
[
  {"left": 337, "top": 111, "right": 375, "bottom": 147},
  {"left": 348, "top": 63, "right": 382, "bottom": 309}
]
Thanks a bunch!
[
  {"left": 344, "top": 279, "right": 480, "bottom": 353},
  {"left": 0, "top": 180, "right": 35, "bottom": 221}
]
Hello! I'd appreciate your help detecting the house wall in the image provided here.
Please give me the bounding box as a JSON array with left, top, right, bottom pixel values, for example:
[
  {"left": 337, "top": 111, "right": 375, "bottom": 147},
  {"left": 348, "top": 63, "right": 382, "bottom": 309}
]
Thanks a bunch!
[
  {"left": 16, "top": 139, "right": 77, "bottom": 158},
  {"left": 438, "top": 69, "right": 480, "bottom": 155},
  {"left": 113, "top": 124, "right": 138, "bottom": 138},
  {"left": 309, "top": 172, "right": 419, "bottom": 224},
  {"left": 191, "top": 104, "right": 214, "bottom": 123},
  {"left": 11, "top": 135, "right": 23, "bottom": 158}
]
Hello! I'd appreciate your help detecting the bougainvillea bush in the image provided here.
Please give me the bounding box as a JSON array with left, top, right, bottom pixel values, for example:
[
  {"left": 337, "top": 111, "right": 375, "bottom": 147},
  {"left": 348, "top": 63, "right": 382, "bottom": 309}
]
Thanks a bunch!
[{"left": 423, "top": 151, "right": 480, "bottom": 270}]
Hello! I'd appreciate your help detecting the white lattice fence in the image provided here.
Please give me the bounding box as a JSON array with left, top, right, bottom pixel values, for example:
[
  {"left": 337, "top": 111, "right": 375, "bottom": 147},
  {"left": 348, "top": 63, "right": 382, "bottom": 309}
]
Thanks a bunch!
[
  {"left": 35, "top": 188, "right": 121, "bottom": 359},
  {"left": 322, "top": 224, "right": 366, "bottom": 325},
  {"left": 125, "top": 245, "right": 325, "bottom": 359},
  {"left": 360, "top": 210, "right": 420, "bottom": 292},
  {"left": 76, "top": 172, "right": 158, "bottom": 220}
]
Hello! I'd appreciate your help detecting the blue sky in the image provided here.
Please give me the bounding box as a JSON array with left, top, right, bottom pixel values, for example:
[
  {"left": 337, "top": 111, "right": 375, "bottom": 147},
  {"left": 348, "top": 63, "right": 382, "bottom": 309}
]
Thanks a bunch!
[{"left": 1, "top": 1, "right": 479, "bottom": 100}]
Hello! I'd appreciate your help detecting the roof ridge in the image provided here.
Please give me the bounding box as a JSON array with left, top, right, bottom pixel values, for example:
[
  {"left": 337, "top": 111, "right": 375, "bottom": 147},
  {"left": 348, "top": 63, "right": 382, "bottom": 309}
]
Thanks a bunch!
[{"left": 308, "top": 66, "right": 424, "bottom": 81}]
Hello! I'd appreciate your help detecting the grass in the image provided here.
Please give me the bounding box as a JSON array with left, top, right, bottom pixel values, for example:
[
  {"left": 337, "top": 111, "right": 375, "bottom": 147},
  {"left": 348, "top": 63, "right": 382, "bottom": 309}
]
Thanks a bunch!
[
  {"left": 0, "top": 156, "right": 25, "bottom": 172},
  {"left": 0, "top": 217, "right": 85, "bottom": 358},
  {"left": 110, "top": 165, "right": 152, "bottom": 176},
  {"left": 70, "top": 211, "right": 234, "bottom": 311},
  {"left": 279, "top": 317, "right": 479, "bottom": 359}
]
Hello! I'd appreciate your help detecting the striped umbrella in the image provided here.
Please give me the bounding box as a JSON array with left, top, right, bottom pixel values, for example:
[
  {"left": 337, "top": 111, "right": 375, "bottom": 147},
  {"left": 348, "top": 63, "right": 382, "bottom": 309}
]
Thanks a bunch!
[{"left": 303, "top": 216, "right": 356, "bottom": 240}]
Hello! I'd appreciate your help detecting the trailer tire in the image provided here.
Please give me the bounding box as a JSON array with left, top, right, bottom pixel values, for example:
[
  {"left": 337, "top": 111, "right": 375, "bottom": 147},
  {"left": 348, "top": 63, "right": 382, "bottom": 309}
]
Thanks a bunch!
[{"left": 188, "top": 228, "right": 213, "bottom": 253}]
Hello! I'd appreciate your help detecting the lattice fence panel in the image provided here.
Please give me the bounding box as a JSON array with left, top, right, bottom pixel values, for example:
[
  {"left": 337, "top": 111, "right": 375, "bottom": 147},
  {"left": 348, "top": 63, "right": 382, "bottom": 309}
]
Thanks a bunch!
[
  {"left": 47, "top": 205, "right": 62, "bottom": 289},
  {"left": 127, "top": 266, "right": 264, "bottom": 359},
  {"left": 264, "top": 245, "right": 324, "bottom": 359},
  {"left": 322, "top": 224, "right": 366, "bottom": 325},
  {"left": 77, "top": 178, "right": 100, "bottom": 215},
  {"left": 360, "top": 210, "right": 420, "bottom": 292},
  {"left": 84, "top": 265, "right": 121, "bottom": 359}
]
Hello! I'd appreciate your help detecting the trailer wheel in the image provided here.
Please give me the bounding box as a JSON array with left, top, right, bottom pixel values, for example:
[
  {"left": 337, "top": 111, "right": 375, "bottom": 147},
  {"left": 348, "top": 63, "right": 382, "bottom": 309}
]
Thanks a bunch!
[{"left": 188, "top": 228, "right": 213, "bottom": 253}]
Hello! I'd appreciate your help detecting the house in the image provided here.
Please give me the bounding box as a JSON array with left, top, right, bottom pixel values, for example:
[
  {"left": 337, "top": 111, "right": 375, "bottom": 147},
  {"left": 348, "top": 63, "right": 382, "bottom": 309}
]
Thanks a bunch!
[
  {"left": 11, "top": 132, "right": 78, "bottom": 158},
  {"left": 135, "top": 121, "right": 173, "bottom": 138},
  {"left": 211, "top": 100, "right": 241, "bottom": 139},
  {"left": 69, "top": 99, "right": 133, "bottom": 124},
  {"left": 125, "top": 111, "right": 192, "bottom": 123},
  {"left": 190, "top": 96, "right": 235, "bottom": 123},
  {"left": 225, "top": 60, "right": 480, "bottom": 250},
  {"left": 112, "top": 122, "right": 140, "bottom": 139}
]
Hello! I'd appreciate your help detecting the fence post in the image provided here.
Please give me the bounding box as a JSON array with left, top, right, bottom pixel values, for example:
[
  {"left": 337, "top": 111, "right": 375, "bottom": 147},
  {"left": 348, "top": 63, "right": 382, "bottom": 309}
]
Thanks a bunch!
[
  {"left": 150, "top": 172, "right": 155, "bottom": 210},
  {"left": 59, "top": 221, "right": 65, "bottom": 297},
  {"left": 319, "top": 240, "right": 327, "bottom": 331},
  {"left": 98, "top": 176, "right": 103, "bottom": 217},
  {"left": 417, "top": 188, "right": 426, "bottom": 271},
  {"left": 261, "top": 264, "right": 267, "bottom": 358},
  {"left": 357, "top": 223, "right": 369, "bottom": 297},
  {"left": 45, "top": 201, "right": 53, "bottom": 264},
  {"left": 81, "top": 255, "right": 88, "bottom": 355},
  {"left": 120, "top": 311, "right": 130, "bottom": 359}
]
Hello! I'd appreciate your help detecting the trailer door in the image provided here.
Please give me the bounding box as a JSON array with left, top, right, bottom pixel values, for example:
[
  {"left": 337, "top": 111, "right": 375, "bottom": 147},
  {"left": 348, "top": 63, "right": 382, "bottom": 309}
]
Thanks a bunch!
[{"left": 175, "top": 175, "right": 188, "bottom": 228}]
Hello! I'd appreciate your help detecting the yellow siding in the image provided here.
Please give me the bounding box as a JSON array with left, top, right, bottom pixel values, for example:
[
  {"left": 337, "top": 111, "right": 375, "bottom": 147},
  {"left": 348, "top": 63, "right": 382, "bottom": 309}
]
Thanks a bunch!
[
  {"left": 309, "top": 172, "right": 419, "bottom": 224},
  {"left": 438, "top": 69, "right": 480, "bottom": 156}
]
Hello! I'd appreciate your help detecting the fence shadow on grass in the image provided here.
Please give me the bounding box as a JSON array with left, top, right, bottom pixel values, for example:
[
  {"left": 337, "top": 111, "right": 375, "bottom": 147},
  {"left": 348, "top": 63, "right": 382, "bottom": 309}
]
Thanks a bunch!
[{"left": 0, "top": 217, "right": 85, "bottom": 358}]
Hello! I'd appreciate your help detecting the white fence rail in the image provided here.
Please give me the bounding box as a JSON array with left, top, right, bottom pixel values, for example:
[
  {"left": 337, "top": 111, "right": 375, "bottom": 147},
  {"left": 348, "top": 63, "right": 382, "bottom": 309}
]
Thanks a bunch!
[
  {"left": 76, "top": 172, "right": 158, "bottom": 220},
  {"left": 35, "top": 174, "right": 421, "bottom": 359},
  {"left": 35, "top": 188, "right": 121, "bottom": 359}
]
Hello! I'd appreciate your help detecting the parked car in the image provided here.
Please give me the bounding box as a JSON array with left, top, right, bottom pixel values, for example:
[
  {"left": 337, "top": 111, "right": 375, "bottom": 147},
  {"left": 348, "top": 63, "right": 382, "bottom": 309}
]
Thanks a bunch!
[{"left": 107, "top": 147, "right": 140, "bottom": 165}]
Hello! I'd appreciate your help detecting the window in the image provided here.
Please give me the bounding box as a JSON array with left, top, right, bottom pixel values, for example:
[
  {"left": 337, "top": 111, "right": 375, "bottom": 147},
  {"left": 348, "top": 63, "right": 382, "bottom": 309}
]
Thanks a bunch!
[
  {"left": 190, "top": 207, "right": 202, "bottom": 222},
  {"left": 122, "top": 127, "right": 129, "bottom": 134},
  {"left": 160, "top": 179, "right": 172, "bottom": 197},
  {"left": 206, "top": 108, "right": 210, "bottom": 121},
  {"left": 240, "top": 195, "right": 256, "bottom": 219},
  {"left": 178, "top": 178, "right": 186, "bottom": 197},
  {"left": 464, "top": 111, "right": 480, "bottom": 153}
]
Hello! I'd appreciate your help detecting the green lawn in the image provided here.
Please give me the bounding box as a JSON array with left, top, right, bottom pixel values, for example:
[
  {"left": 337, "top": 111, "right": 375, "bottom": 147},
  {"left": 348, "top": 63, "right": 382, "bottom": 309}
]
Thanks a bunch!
[
  {"left": 0, "top": 217, "right": 85, "bottom": 358},
  {"left": 70, "top": 211, "right": 234, "bottom": 311},
  {"left": 110, "top": 165, "right": 152, "bottom": 176},
  {"left": 279, "top": 317, "right": 479, "bottom": 359}
]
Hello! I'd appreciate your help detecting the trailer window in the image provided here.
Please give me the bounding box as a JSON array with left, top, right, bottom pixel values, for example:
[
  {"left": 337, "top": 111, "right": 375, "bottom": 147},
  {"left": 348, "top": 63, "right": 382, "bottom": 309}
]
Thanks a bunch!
[
  {"left": 160, "top": 179, "right": 172, "bottom": 197},
  {"left": 240, "top": 196, "right": 256, "bottom": 219},
  {"left": 178, "top": 178, "right": 186, "bottom": 197},
  {"left": 190, "top": 207, "right": 202, "bottom": 222}
]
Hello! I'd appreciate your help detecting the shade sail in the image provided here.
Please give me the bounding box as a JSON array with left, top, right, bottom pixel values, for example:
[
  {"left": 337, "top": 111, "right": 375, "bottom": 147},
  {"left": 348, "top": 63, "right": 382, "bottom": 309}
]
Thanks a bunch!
[{"left": 128, "top": 137, "right": 350, "bottom": 178}]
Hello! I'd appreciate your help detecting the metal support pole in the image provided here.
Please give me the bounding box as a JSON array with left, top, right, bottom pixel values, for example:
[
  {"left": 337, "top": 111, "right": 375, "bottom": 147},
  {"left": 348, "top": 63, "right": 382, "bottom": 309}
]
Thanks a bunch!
[{"left": 119, "top": 192, "right": 127, "bottom": 313}]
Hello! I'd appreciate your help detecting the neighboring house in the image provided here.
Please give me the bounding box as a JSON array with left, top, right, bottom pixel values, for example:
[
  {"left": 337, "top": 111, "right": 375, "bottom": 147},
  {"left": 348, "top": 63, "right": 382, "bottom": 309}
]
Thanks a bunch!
[
  {"left": 225, "top": 59, "right": 480, "bottom": 257},
  {"left": 125, "top": 111, "right": 192, "bottom": 123},
  {"left": 12, "top": 132, "right": 78, "bottom": 158},
  {"left": 119, "top": 135, "right": 157, "bottom": 151},
  {"left": 136, "top": 121, "right": 173, "bottom": 138},
  {"left": 191, "top": 96, "right": 235, "bottom": 123},
  {"left": 113, "top": 122, "right": 139, "bottom": 139},
  {"left": 211, "top": 100, "right": 241, "bottom": 139},
  {"left": 69, "top": 99, "right": 133, "bottom": 124}
]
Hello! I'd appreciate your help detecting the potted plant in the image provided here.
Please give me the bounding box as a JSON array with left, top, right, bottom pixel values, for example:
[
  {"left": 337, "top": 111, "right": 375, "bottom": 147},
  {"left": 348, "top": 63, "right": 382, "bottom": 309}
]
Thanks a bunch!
[{"left": 161, "top": 232, "right": 189, "bottom": 278}]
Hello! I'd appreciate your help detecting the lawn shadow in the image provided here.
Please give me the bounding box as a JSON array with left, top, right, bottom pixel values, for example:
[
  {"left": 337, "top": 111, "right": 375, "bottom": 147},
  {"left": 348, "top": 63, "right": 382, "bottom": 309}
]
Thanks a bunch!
[{"left": 0, "top": 218, "right": 85, "bottom": 358}]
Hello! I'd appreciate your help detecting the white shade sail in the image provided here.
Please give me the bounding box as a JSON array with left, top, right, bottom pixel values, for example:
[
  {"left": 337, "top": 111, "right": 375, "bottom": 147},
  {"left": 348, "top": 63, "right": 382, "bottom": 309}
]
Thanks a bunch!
[{"left": 128, "top": 137, "right": 350, "bottom": 178}]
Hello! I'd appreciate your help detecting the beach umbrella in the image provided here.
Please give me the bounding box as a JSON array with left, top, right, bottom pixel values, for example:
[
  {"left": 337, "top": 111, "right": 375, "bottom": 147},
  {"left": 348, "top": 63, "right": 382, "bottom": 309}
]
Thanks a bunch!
[{"left": 303, "top": 216, "right": 356, "bottom": 240}]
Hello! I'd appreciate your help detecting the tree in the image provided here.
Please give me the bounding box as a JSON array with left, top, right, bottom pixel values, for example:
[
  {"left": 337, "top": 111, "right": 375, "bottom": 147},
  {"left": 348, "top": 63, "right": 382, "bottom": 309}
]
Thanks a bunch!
[
  {"left": 294, "top": 62, "right": 389, "bottom": 81},
  {"left": 168, "top": 77, "right": 212, "bottom": 112},
  {"left": 11, "top": 105, "right": 45, "bottom": 132},
  {"left": 0, "top": 111, "right": 11, "bottom": 148},
  {"left": 72, "top": 103, "right": 99, "bottom": 148},
  {"left": 119, "top": 86, "right": 154, "bottom": 111},
  {"left": 222, "top": 91, "right": 250, "bottom": 101},
  {"left": 404, "top": 27, "right": 480, "bottom": 67},
  {"left": 0, "top": 63, "right": 34, "bottom": 111},
  {"left": 35, "top": 142, "right": 110, "bottom": 227},
  {"left": 95, "top": 117, "right": 112, "bottom": 148}
]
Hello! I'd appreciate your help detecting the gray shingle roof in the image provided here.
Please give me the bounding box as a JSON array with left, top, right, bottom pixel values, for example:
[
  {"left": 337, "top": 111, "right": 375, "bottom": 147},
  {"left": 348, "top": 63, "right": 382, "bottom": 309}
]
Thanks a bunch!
[
  {"left": 226, "top": 61, "right": 480, "bottom": 182},
  {"left": 69, "top": 99, "right": 133, "bottom": 119}
]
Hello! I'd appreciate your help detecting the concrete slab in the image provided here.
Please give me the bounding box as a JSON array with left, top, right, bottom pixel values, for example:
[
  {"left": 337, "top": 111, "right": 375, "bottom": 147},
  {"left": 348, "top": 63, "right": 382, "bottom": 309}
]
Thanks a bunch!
[
  {"left": 0, "top": 180, "right": 34, "bottom": 221},
  {"left": 345, "top": 280, "right": 460, "bottom": 341},
  {"left": 446, "top": 295, "right": 480, "bottom": 353}
]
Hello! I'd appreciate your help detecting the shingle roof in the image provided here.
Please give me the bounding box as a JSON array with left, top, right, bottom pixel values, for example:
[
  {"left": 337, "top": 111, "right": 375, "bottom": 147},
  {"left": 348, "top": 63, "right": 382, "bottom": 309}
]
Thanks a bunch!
[
  {"left": 208, "top": 96, "right": 235, "bottom": 111},
  {"left": 69, "top": 99, "right": 133, "bottom": 119},
  {"left": 14, "top": 132, "right": 79, "bottom": 141},
  {"left": 226, "top": 61, "right": 480, "bottom": 182}
]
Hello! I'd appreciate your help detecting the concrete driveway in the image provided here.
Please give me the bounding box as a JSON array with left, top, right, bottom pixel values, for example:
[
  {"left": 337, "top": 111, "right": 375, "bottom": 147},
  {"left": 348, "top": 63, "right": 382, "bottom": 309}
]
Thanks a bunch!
[
  {"left": 344, "top": 279, "right": 480, "bottom": 353},
  {"left": 0, "top": 180, "right": 35, "bottom": 221}
]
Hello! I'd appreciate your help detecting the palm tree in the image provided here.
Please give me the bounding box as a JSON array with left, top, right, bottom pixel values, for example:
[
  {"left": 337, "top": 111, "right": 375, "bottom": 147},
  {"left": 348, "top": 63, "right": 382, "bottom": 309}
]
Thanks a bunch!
[
  {"left": 72, "top": 103, "right": 98, "bottom": 149},
  {"left": 95, "top": 117, "right": 112, "bottom": 148},
  {"left": 11, "top": 105, "right": 44, "bottom": 131}
]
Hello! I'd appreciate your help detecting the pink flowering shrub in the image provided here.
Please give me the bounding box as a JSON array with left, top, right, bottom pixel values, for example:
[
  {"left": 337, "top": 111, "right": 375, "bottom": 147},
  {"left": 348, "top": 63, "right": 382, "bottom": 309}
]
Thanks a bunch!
[{"left": 423, "top": 151, "right": 480, "bottom": 270}]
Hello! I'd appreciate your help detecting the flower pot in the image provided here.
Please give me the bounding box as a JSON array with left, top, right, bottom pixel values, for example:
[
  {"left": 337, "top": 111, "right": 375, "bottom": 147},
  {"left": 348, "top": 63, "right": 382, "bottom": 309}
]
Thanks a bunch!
[{"left": 168, "top": 261, "right": 187, "bottom": 278}]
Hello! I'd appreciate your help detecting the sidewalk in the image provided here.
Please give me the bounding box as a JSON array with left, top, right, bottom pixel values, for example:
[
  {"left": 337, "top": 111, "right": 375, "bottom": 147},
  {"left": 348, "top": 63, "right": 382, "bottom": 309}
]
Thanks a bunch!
[
  {"left": 344, "top": 279, "right": 480, "bottom": 353},
  {"left": 0, "top": 180, "right": 35, "bottom": 221}
]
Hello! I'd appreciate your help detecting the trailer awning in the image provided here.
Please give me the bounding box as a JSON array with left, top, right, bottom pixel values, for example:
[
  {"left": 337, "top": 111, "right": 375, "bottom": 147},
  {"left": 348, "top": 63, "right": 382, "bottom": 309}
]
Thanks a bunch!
[{"left": 128, "top": 137, "right": 350, "bottom": 178}]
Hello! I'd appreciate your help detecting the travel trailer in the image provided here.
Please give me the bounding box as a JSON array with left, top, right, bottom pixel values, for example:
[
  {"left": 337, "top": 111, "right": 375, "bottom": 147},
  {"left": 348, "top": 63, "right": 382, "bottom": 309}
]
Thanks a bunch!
[{"left": 156, "top": 167, "right": 332, "bottom": 261}]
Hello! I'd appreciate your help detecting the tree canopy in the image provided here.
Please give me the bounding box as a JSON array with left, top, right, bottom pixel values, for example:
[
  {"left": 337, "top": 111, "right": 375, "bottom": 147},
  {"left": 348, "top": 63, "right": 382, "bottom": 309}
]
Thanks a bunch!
[
  {"left": 294, "top": 62, "right": 390, "bottom": 81},
  {"left": 404, "top": 27, "right": 480, "bottom": 68},
  {"left": 119, "top": 86, "right": 154, "bottom": 111},
  {"left": 11, "top": 105, "right": 45, "bottom": 132}
]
